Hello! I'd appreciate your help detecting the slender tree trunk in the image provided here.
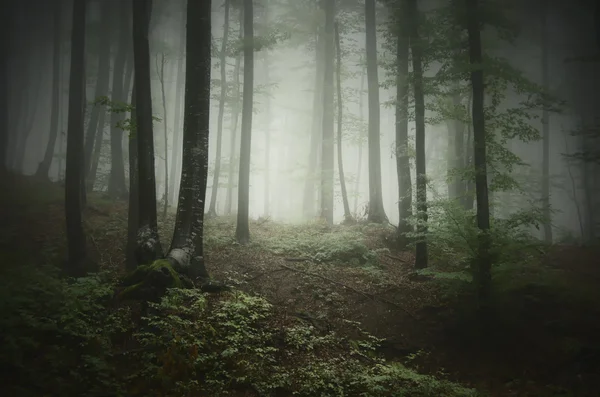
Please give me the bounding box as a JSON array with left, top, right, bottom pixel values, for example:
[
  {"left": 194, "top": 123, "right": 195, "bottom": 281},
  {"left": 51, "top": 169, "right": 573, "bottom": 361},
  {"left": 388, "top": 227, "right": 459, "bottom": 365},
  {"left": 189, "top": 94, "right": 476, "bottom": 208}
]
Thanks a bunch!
[
  {"left": 395, "top": 3, "right": 413, "bottom": 247},
  {"left": 236, "top": 0, "right": 254, "bottom": 243},
  {"left": 0, "top": 2, "right": 10, "bottom": 171},
  {"left": 541, "top": 3, "right": 552, "bottom": 244},
  {"left": 35, "top": 0, "right": 61, "bottom": 179},
  {"left": 354, "top": 68, "right": 365, "bottom": 214},
  {"left": 108, "top": 1, "right": 130, "bottom": 199},
  {"left": 320, "top": 0, "right": 335, "bottom": 225},
  {"left": 408, "top": 0, "right": 428, "bottom": 269},
  {"left": 167, "top": 0, "right": 211, "bottom": 280},
  {"left": 365, "top": 0, "right": 387, "bottom": 223},
  {"left": 126, "top": 83, "right": 139, "bottom": 271},
  {"left": 64, "top": 0, "right": 88, "bottom": 277},
  {"left": 133, "top": 0, "right": 163, "bottom": 263},
  {"left": 156, "top": 53, "right": 169, "bottom": 219},
  {"left": 225, "top": 8, "right": 243, "bottom": 216},
  {"left": 303, "top": 25, "right": 324, "bottom": 219},
  {"left": 447, "top": 88, "right": 465, "bottom": 201},
  {"left": 208, "top": 0, "right": 230, "bottom": 217},
  {"left": 334, "top": 22, "right": 352, "bottom": 223},
  {"left": 466, "top": 0, "right": 492, "bottom": 302},
  {"left": 87, "top": 110, "right": 105, "bottom": 191},
  {"left": 263, "top": 4, "right": 271, "bottom": 217}
]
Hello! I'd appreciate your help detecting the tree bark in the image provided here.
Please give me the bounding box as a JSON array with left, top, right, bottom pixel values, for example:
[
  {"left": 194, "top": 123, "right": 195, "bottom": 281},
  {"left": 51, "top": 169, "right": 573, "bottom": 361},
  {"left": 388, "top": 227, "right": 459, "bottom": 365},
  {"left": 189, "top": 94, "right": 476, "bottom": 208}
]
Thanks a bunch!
[
  {"left": 208, "top": 0, "right": 230, "bottom": 217},
  {"left": 132, "top": 0, "right": 163, "bottom": 264},
  {"left": 320, "top": 0, "right": 335, "bottom": 225},
  {"left": 407, "top": 0, "right": 428, "bottom": 269},
  {"left": 365, "top": 0, "right": 387, "bottom": 223},
  {"left": 126, "top": 82, "right": 139, "bottom": 271},
  {"left": 156, "top": 52, "right": 169, "bottom": 219},
  {"left": 395, "top": 1, "right": 413, "bottom": 247},
  {"left": 0, "top": 2, "right": 10, "bottom": 171},
  {"left": 466, "top": 0, "right": 492, "bottom": 302},
  {"left": 235, "top": 0, "right": 254, "bottom": 244},
  {"left": 540, "top": 2, "right": 553, "bottom": 244},
  {"left": 64, "top": 0, "right": 88, "bottom": 277},
  {"left": 354, "top": 68, "right": 366, "bottom": 215},
  {"left": 334, "top": 22, "right": 352, "bottom": 223}
]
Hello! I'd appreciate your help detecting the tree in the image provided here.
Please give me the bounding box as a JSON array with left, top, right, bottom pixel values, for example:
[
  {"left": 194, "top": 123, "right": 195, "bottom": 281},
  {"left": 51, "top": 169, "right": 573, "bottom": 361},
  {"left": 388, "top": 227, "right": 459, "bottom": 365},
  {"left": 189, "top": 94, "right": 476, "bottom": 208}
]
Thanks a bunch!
[
  {"left": 540, "top": 0, "right": 552, "bottom": 243},
  {"left": 407, "top": 0, "right": 428, "bottom": 269},
  {"left": 466, "top": 0, "right": 491, "bottom": 302},
  {"left": 365, "top": 0, "right": 387, "bottom": 223},
  {"left": 35, "top": 0, "right": 62, "bottom": 179},
  {"left": 64, "top": 0, "right": 88, "bottom": 277},
  {"left": 208, "top": 0, "right": 231, "bottom": 218},
  {"left": 156, "top": 52, "right": 169, "bottom": 219},
  {"left": 132, "top": 0, "right": 162, "bottom": 264},
  {"left": 394, "top": 0, "right": 413, "bottom": 247},
  {"left": 334, "top": 22, "right": 353, "bottom": 224},
  {"left": 0, "top": 1, "right": 9, "bottom": 172},
  {"left": 320, "top": 0, "right": 335, "bottom": 225},
  {"left": 236, "top": 0, "right": 255, "bottom": 243},
  {"left": 126, "top": 84, "right": 139, "bottom": 271}
]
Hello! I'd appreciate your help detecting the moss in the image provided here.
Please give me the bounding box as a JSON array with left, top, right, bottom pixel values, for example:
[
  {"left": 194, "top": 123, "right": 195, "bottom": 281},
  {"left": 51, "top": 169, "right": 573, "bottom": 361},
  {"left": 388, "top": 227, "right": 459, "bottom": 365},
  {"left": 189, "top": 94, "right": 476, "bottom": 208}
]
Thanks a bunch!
[{"left": 118, "top": 259, "right": 184, "bottom": 302}]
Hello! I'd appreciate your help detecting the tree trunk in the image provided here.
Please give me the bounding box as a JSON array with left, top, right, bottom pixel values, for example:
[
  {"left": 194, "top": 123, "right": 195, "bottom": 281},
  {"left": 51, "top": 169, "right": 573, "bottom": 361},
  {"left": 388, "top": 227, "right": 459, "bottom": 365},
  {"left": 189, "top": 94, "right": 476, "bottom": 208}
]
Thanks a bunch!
[
  {"left": 540, "top": 2, "right": 552, "bottom": 244},
  {"left": 0, "top": 2, "right": 10, "bottom": 171},
  {"left": 225, "top": 8, "right": 243, "bottom": 216},
  {"left": 35, "top": 0, "right": 62, "bottom": 179},
  {"left": 108, "top": 1, "right": 131, "bottom": 199},
  {"left": 334, "top": 22, "right": 352, "bottom": 223},
  {"left": 395, "top": 2, "right": 413, "bottom": 247},
  {"left": 354, "top": 68, "right": 365, "bottom": 214},
  {"left": 466, "top": 0, "right": 492, "bottom": 302},
  {"left": 64, "top": 0, "right": 88, "bottom": 277},
  {"left": 126, "top": 82, "right": 139, "bottom": 271},
  {"left": 156, "top": 52, "right": 169, "bottom": 219},
  {"left": 208, "top": 0, "right": 230, "bottom": 217},
  {"left": 447, "top": 88, "right": 465, "bottom": 201},
  {"left": 167, "top": 0, "right": 211, "bottom": 280},
  {"left": 365, "top": 0, "right": 387, "bottom": 223},
  {"left": 303, "top": 24, "right": 324, "bottom": 219},
  {"left": 262, "top": 4, "right": 271, "bottom": 218},
  {"left": 408, "top": 0, "right": 428, "bottom": 269},
  {"left": 235, "top": 0, "right": 254, "bottom": 244},
  {"left": 132, "top": 0, "right": 162, "bottom": 264},
  {"left": 320, "top": 0, "right": 335, "bottom": 225}
]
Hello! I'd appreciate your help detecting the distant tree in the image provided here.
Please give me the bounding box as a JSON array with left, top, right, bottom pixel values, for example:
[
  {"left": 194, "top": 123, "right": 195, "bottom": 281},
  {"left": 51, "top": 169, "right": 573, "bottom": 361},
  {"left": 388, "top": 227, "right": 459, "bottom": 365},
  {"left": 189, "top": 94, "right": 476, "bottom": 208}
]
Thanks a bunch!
[
  {"left": 64, "top": 0, "right": 88, "bottom": 277},
  {"left": 540, "top": 1, "right": 552, "bottom": 244},
  {"left": 155, "top": 51, "right": 169, "bottom": 219},
  {"left": 236, "top": 0, "right": 255, "bottom": 243}
]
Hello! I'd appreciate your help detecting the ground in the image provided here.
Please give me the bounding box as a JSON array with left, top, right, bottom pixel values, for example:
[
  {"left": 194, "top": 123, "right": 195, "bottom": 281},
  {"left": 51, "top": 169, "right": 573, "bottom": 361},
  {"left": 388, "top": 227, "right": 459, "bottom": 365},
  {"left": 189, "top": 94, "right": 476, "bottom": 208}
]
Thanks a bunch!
[{"left": 1, "top": 173, "right": 599, "bottom": 396}]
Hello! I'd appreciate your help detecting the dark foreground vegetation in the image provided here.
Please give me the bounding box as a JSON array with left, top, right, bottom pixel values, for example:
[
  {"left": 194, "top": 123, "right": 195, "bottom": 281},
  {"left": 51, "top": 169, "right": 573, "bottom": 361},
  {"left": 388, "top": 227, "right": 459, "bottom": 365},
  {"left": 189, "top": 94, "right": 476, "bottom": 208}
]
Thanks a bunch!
[{"left": 2, "top": 174, "right": 599, "bottom": 397}]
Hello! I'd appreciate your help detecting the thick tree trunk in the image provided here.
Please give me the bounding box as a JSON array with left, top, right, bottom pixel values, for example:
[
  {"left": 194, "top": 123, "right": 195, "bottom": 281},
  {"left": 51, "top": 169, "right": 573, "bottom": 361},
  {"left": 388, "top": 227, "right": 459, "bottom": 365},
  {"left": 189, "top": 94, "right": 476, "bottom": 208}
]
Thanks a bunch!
[
  {"left": 262, "top": 4, "right": 271, "bottom": 218},
  {"left": 540, "top": 3, "right": 552, "bottom": 244},
  {"left": 334, "top": 22, "right": 352, "bottom": 223},
  {"left": 167, "top": 0, "right": 211, "bottom": 280},
  {"left": 320, "top": 0, "right": 335, "bottom": 225},
  {"left": 235, "top": 0, "right": 254, "bottom": 244},
  {"left": 408, "top": 0, "right": 428, "bottom": 269},
  {"left": 64, "top": 0, "right": 88, "bottom": 277},
  {"left": 108, "top": 1, "right": 130, "bottom": 199},
  {"left": 365, "top": 0, "right": 387, "bottom": 223},
  {"left": 35, "top": 0, "right": 61, "bottom": 179},
  {"left": 208, "top": 0, "right": 230, "bottom": 217},
  {"left": 466, "top": 0, "right": 492, "bottom": 302},
  {"left": 395, "top": 3, "right": 413, "bottom": 247},
  {"left": 133, "top": 0, "right": 163, "bottom": 264}
]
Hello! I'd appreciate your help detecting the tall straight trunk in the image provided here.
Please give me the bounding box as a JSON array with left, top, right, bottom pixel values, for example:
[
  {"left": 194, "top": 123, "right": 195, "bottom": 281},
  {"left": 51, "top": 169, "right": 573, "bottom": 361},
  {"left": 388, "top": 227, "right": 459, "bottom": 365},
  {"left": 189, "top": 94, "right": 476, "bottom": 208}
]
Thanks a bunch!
[
  {"left": 64, "top": 0, "right": 88, "bottom": 277},
  {"left": 447, "top": 88, "right": 464, "bottom": 200},
  {"left": 462, "top": 90, "right": 475, "bottom": 210},
  {"left": 208, "top": 0, "right": 230, "bottom": 217},
  {"left": 166, "top": 0, "right": 211, "bottom": 281},
  {"left": 225, "top": 8, "right": 243, "bottom": 216},
  {"left": 365, "top": 0, "right": 387, "bottom": 223},
  {"left": 0, "top": 2, "right": 10, "bottom": 171},
  {"left": 156, "top": 52, "right": 169, "bottom": 218},
  {"left": 334, "top": 22, "right": 352, "bottom": 222},
  {"left": 169, "top": 2, "right": 186, "bottom": 204},
  {"left": 36, "top": 0, "right": 61, "bottom": 178},
  {"left": 83, "top": 1, "right": 111, "bottom": 179},
  {"left": 108, "top": 1, "right": 130, "bottom": 199},
  {"left": 87, "top": 110, "right": 105, "bottom": 190},
  {"left": 133, "top": 0, "right": 163, "bottom": 263},
  {"left": 466, "top": 0, "right": 492, "bottom": 302},
  {"left": 303, "top": 24, "right": 325, "bottom": 219},
  {"left": 126, "top": 83, "right": 139, "bottom": 271},
  {"left": 236, "top": 0, "right": 254, "bottom": 244},
  {"left": 540, "top": 3, "right": 552, "bottom": 243},
  {"left": 395, "top": 3, "right": 413, "bottom": 246},
  {"left": 408, "top": 0, "right": 428, "bottom": 269},
  {"left": 354, "top": 68, "right": 366, "bottom": 214},
  {"left": 263, "top": 5, "right": 271, "bottom": 217},
  {"left": 320, "top": 0, "right": 335, "bottom": 225}
]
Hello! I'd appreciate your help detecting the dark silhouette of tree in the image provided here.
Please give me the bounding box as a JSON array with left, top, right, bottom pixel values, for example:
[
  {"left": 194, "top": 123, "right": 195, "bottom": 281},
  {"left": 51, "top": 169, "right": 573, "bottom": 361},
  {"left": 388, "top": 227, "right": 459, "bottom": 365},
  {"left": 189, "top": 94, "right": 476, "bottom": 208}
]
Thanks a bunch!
[
  {"left": 236, "top": 0, "right": 255, "bottom": 243},
  {"left": 0, "top": 2, "right": 9, "bottom": 172},
  {"left": 540, "top": 1, "right": 553, "bottom": 244}
]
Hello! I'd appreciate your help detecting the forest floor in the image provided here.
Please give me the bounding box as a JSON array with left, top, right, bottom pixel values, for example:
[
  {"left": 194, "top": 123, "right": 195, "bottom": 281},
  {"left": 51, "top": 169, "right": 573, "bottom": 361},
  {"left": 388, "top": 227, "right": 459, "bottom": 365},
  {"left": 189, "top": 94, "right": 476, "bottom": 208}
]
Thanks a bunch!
[{"left": 2, "top": 173, "right": 600, "bottom": 396}]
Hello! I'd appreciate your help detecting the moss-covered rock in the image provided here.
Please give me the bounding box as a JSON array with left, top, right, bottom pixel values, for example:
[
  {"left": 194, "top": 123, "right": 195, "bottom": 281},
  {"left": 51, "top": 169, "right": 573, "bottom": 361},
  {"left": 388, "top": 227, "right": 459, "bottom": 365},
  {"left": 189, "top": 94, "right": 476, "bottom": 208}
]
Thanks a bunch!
[{"left": 118, "top": 259, "right": 192, "bottom": 302}]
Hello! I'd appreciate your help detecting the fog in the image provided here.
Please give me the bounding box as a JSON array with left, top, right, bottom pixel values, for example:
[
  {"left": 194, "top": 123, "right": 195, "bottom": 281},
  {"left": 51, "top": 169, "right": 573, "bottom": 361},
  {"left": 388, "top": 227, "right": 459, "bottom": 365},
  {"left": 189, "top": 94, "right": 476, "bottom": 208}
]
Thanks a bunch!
[{"left": 5, "top": 0, "right": 600, "bottom": 241}]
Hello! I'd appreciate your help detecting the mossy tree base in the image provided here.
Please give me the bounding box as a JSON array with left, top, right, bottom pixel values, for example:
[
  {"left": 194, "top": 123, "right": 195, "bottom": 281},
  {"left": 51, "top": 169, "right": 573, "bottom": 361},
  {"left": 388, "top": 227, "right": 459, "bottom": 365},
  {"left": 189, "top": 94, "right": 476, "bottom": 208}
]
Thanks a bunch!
[{"left": 118, "top": 259, "right": 193, "bottom": 302}]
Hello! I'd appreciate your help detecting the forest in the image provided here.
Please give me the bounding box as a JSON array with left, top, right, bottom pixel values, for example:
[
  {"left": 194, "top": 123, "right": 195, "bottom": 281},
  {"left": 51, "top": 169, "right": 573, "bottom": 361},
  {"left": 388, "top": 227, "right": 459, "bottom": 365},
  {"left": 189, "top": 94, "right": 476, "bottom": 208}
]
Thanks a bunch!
[{"left": 1, "top": 0, "right": 600, "bottom": 395}]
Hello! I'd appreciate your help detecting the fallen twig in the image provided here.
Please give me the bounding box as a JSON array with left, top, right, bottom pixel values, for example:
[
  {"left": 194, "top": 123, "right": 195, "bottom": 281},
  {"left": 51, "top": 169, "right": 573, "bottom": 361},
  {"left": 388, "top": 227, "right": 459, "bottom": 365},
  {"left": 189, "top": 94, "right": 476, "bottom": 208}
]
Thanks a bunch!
[{"left": 279, "top": 264, "right": 416, "bottom": 319}]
